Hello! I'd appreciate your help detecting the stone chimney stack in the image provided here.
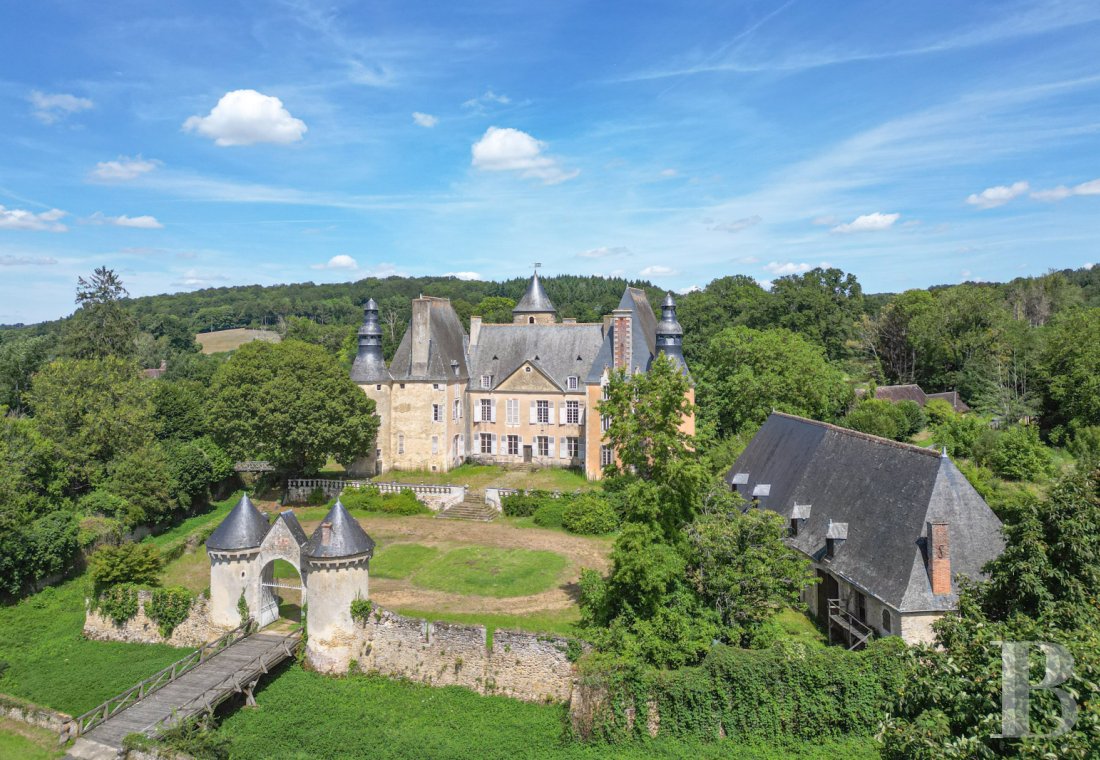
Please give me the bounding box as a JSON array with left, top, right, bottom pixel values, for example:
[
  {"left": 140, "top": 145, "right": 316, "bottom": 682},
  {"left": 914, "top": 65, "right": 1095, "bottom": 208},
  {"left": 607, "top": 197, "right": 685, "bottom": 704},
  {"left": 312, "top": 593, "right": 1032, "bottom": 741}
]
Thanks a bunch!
[
  {"left": 612, "top": 308, "right": 632, "bottom": 371},
  {"left": 929, "top": 522, "right": 951, "bottom": 595},
  {"left": 321, "top": 521, "right": 333, "bottom": 547},
  {"left": 411, "top": 298, "right": 431, "bottom": 374},
  {"left": 469, "top": 316, "right": 482, "bottom": 347}
]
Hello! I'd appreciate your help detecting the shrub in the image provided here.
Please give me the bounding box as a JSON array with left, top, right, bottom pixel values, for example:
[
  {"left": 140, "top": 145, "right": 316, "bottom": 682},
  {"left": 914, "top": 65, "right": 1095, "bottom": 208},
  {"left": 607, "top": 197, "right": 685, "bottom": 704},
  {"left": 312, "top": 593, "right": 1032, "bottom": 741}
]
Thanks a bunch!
[
  {"left": 562, "top": 494, "right": 619, "bottom": 535},
  {"left": 990, "top": 424, "right": 1055, "bottom": 481},
  {"left": 80, "top": 489, "right": 139, "bottom": 524},
  {"left": 839, "top": 399, "right": 909, "bottom": 441},
  {"left": 97, "top": 583, "right": 140, "bottom": 624},
  {"left": 333, "top": 486, "right": 428, "bottom": 515},
  {"left": 379, "top": 490, "right": 428, "bottom": 515},
  {"left": 931, "top": 411, "right": 991, "bottom": 460},
  {"left": 532, "top": 499, "right": 567, "bottom": 528},
  {"left": 350, "top": 598, "right": 373, "bottom": 624},
  {"left": 894, "top": 399, "right": 927, "bottom": 436},
  {"left": 1067, "top": 425, "right": 1100, "bottom": 463},
  {"left": 89, "top": 542, "right": 162, "bottom": 589},
  {"left": 924, "top": 398, "right": 954, "bottom": 425},
  {"left": 501, "top": 490, "right": 548, "bottom": 517},
  {"left": 147, "top": 586, "right": 194, "bottom": 638}
]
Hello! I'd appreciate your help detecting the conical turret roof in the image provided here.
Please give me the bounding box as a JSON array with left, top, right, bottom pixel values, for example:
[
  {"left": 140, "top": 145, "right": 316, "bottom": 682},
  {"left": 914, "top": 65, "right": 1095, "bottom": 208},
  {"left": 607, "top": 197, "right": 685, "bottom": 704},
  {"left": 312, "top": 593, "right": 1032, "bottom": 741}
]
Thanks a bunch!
[
  {"left": 206, "top": 494, "right": 270, "bottom": 551},
  {"left": 512, "top": 270, "right": 557, "bottom": 316},
  {"left": 304, "top": 499, "right": 376, "bottom": 559}
]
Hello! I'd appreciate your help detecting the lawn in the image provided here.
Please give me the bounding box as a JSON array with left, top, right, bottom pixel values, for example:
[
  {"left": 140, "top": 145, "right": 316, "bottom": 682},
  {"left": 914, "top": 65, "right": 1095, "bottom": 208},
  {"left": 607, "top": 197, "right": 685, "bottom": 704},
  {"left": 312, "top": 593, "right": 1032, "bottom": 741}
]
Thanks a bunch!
[
  {"left": 774, "top": 608, "right": 826, "bottom": 646},
  {"left": 0, "top": 580, "right": 186, "bottom": 716},
  {"left": 0, "top": 719, "right": 63, "bottom": 760},
  {"left": 370, "top": 543, "right": 439, "bottom": 579},
  {"left": 215, "top": 666, "right": 882, "bottom": 760},
  {"left": 379, "top": 463, "right": 594, "bottom": 493},
  {"left": 409, "top": 545, "right": 568, "bottom": 598},
  {"left": 195, "top": 328, "right": 280, "bottom": 354}
]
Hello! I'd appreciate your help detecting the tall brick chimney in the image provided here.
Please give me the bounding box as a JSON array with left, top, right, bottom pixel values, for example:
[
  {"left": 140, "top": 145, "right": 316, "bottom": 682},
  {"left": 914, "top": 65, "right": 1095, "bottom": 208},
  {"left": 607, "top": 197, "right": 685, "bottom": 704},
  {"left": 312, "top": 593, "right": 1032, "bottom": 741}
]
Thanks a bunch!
[
  {"left": 612, "top": 308, "right": 632, "bottom": 371},
  {"left": 929, "top": 522, "right": 951, "bottom": 595},
  {"left": 321, "top": 521, "right": 333, "bottom": 547}
]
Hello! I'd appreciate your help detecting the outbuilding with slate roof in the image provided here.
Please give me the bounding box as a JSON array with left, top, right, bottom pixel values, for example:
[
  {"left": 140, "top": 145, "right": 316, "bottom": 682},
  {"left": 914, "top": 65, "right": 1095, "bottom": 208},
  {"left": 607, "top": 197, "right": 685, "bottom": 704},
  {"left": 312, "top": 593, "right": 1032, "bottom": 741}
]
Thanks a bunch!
[{"left": 726, "top": 412, "right": 1004, "bottom": 645}]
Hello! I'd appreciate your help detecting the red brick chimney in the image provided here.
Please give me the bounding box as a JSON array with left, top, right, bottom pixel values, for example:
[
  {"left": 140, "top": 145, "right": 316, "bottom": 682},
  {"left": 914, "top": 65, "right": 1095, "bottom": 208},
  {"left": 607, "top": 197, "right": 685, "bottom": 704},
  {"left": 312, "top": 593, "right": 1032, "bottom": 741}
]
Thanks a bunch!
[
  {"left": 321, "top": 521, "right": 333, "bottom": 547},
  {"left": 929, "top": 522, "right": 951, "bottom": 595}
]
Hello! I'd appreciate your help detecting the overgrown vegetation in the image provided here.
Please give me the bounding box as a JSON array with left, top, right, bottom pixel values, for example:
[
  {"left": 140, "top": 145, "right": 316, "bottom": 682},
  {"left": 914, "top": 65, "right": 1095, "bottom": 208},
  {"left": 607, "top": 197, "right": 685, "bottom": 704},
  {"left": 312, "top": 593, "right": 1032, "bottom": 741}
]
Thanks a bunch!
[
  {"left": 333, "top": 485, "right": 430, "bottom": 515},
  {"left": 146, "top": 586, "right": 195, "bottom": 637}
]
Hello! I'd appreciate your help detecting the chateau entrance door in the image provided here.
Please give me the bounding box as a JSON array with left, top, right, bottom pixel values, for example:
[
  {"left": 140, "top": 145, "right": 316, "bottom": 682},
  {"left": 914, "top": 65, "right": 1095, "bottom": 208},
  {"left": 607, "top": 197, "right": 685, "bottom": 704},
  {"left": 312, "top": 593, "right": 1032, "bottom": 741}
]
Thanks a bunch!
[{"left": 523, "top": 445, "right": 533, "bottom": 463}]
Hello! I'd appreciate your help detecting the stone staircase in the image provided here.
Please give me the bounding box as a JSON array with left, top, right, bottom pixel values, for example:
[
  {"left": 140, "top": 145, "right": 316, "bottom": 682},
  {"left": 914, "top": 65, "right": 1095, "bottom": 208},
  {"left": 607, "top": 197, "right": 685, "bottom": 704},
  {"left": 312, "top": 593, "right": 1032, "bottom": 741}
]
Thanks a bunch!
[{"left": 435, "top": 492, "right": 497, "bottom": 522}]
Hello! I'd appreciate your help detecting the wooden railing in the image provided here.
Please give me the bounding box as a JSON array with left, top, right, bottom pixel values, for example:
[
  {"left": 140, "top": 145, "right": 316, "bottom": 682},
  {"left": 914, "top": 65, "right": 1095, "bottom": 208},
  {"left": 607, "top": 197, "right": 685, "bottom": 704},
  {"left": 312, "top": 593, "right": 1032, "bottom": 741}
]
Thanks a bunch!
[
  {"left": 61, "top": 619, "right": 255, "bottom": 741},
  {"left": 826, "top": 599, "right": 873, "bottom": 650},
  {"left": 149, "top": 629, "right": 302, "bottom": 735}
]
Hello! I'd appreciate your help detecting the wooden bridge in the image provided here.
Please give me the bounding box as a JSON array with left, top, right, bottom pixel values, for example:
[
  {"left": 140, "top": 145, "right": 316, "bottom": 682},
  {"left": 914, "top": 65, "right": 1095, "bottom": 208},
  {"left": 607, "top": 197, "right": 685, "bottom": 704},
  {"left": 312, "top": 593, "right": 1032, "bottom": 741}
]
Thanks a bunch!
[{"left": 63, "top": 621, "right": 299, "bottom": 759}]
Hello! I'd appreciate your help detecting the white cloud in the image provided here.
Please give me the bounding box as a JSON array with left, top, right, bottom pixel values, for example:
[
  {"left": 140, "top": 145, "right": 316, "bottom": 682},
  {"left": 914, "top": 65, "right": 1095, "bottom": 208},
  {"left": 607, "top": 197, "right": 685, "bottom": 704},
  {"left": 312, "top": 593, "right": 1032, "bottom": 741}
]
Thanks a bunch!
[
  {"left": 711, "top": 215, "right": 762, "bottom": 233},
  {"left": 470, "top": 127, "right": 578, "bottom": 184},
  {"left": 764, "top": 261, "right": 812, "bottom": 276},
  {"left": 91, "top": 156, "right": 159, "bottom": 181},
  {"left": 660, "top": 168, "right": 678, "bottom": 177},
  {"left": 361, "top": 262, "right": 404, "bottom": 277},
  {"left": 831, "top": 212, "right": 900, "bottom": 233},
  {"left": 640, "top": 265, "right": 676, "bottom": 277},
  {"left": 966, "top": 180, "right": 1029, "bottom": 209},
  {"left": 0, "top": 255, "right": 58, "bottom": 266},
  {"left": 173, "top": 269, "right": 231, "bottom": 288},
  {"left": 0, "top": 206, "right": 67, "bottom": 232},
  {"left": 29, "top": 91, "right": 92, "bottom": 123},
  {"left": 1031, "top": 177, "right": 1100, "bottom": 202},
  {"left": 734, "top": 255, "right": 759, "bottom": 264},
  {"left": 756, "top": 279, "right": 774, "bottom": 290},
  {"left": 444, "top": 271, "right": 481, "bottom": 280},
  {"left": 675, "top": 285, "right": 701, "bottom": 294},
  {"left": 412, "top": 112, "right": 438, "bottom": 128},
  {"left": 183, "top": 90, "right": 307, "bottom": 146},
  {"left": 85, "top": 212, "right": 163, "bottom": 229},
  {"left": 462, "top": 90, "right": 511, "bottom": 111},
  {"left": 579, "top": 246, "right": 631, "bottom": 259},
  {"left": 311, "top": 254, "right": 358, "bottom": 271}
]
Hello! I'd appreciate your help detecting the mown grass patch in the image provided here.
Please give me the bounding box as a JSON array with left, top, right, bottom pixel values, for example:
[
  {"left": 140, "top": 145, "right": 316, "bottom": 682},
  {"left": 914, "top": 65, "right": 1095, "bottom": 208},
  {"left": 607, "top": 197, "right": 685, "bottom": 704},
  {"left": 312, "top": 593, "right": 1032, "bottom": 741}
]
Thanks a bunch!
[
  {"left": 215, "top": 666, "right": 881, "bottom": 759},
  {"left": 370, "top": 543, "right": 439, "bottom": 579},
  {"left": 774, "top": 608, "right": 826, "bottom": 646},
  {"left": 395, "top": 607, "right": 580, "bottom": 639},
  {"left": 410, "top": 546, "right": 567, "bottom": 598},
  {"left": 0, "top": 580, "right": 185, "bottom": 716},
  {"left": 0, "top": 718, "right": 64, "bottom": 760}
]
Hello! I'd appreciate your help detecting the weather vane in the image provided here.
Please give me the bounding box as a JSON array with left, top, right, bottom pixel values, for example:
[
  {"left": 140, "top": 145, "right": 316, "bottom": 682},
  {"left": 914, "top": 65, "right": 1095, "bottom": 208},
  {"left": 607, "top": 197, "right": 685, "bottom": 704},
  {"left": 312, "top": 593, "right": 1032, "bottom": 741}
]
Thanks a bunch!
[{"left": 533, "top": 262, "right": 542, "bottom": 270}]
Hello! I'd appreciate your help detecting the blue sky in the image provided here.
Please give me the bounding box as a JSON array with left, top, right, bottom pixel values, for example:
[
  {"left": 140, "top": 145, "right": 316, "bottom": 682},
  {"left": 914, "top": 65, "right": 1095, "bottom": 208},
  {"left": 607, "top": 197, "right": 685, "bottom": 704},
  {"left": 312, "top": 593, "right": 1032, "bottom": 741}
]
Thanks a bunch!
[{"left": 1, "top": 0, "right": 1099, "bottom": 323}]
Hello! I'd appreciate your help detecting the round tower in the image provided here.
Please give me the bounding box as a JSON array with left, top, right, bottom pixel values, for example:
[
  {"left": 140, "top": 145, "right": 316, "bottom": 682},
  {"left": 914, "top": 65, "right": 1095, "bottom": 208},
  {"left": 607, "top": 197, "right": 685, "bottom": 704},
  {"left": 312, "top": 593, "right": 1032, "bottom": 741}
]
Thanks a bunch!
[
  {"left": 303, "top": 499, "right": 375, "bottom": 673},
  {"left": 512, "top": 270, "right": 557, "bottom": 324},
  {"left": 656, "top": 292, "right": 688, "bottom": 372},
  {"left": 206, "top": 494, "right": 271, "bottom": 628}
]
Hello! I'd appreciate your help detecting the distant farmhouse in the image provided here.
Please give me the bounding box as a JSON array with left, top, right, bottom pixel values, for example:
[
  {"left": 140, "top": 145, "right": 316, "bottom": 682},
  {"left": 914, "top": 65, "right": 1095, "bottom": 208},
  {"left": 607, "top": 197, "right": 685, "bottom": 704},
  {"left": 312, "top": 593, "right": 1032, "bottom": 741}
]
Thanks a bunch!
[
  {"left": 727, "top": 413, "right": 1004, "bottom": 645},
  {"left": 350, "top": 271, "right": 694, "bottom": 480},
  {"left": 861, "top": 383, "right": 970, "bottom": 414}
]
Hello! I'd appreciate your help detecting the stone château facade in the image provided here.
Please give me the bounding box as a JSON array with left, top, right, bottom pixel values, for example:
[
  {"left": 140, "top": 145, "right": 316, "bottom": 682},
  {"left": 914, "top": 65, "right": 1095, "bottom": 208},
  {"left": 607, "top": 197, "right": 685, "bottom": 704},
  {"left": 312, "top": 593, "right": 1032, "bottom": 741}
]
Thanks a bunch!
[{"left": 350, "top": 271, "right": 694, "bottom": 479}]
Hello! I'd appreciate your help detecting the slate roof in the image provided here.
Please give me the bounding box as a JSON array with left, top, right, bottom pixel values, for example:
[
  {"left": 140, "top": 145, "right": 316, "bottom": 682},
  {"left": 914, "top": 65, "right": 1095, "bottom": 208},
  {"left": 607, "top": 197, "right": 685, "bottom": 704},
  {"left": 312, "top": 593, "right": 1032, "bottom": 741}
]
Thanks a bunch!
[
  {"left": 304, "top": 500, "right": 376, "bottom": 559},
  {"left": 273, "top": 510, "right": 308, "bottom": 546},
  {"left": 206, "top": 494, "right": 270, "bottom": 551},
  {"left": 513, "top": 271, "right": 557, "bottom": 315},
  {"left": 725, "top": 413, "right": 1004, "bottom": 613},
  {"left": 926, "top": 390, "right": 971, "bottom": 414},
  {"left": 350, "top": 298, "right": 392, "bottom": 383},
  {"left": 863, "top": 384, "right": 971, "bottom": 414},
  {"left": 389, "top": 297, "right": 470, "bottom": 382},
  {"left": 469, "top": 323, "right": 604, "bottom": 392},
  {"left": 586, "top": 288, "right": 662, "bottom": 382}
]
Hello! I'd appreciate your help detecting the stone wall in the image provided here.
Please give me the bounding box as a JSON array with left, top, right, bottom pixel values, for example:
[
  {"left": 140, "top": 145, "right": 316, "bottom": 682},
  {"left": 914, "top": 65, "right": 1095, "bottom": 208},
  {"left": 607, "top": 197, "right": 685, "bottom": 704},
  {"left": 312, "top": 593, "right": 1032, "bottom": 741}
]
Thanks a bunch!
[
  {"left": 83, "top": 590, "right": 228, "bottom": 648},
  {"left": 284, "top": 479, "right": 464, "bottom": 511},
  {"left": 0, "top": 693, "right": 71, "bottom": 733},
  {"left": 308, "top": 607, "right": 579, "bottom": 703}
]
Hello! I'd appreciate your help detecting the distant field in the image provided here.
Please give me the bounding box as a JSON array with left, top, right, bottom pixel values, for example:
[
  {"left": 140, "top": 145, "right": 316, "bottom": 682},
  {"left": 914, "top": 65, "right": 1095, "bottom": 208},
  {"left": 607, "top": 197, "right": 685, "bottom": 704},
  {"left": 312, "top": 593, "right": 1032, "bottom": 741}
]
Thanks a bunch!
[{"left": 195, "top": 327, "right": 281, "bottom": 354}]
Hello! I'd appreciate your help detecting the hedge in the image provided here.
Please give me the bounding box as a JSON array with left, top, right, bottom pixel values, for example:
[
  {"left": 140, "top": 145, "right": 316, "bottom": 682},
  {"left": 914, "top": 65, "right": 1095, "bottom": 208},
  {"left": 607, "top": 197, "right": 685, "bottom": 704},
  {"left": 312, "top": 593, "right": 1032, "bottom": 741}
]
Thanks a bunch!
[
  {"left": 574, "top": 638, "right": 909, "bottom": 744},
  {"left": 334, "top": 486, "right": 430, "bottom": 516}
]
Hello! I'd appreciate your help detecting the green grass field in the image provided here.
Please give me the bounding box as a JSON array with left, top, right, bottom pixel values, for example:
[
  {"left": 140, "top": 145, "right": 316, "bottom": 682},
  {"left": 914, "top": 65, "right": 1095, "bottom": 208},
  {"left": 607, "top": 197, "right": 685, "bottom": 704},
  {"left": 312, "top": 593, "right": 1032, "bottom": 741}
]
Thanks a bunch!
[
  {"left": 0, "top": 719, "right": 63, "bottom": 760},
  {"left": 370, "top": 543, "right": 440, "bottom": 579},
  {"left": 195, "top": 327, "right": 280, "bottom": 354},
  {"left": 215, "top": 666, "right": 881, "bottom": 760},
  {"left": 0, "top": 580, "right": 186, "bottom": 716},
  {"left": 408, "top": 545, "right": 568, "bottom": 597}
]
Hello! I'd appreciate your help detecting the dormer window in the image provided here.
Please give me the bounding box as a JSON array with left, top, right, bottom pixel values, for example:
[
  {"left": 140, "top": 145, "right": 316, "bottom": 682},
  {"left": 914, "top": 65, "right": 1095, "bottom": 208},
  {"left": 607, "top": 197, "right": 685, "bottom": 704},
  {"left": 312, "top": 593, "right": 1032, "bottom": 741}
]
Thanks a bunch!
[
  {"left": 825, "top": 520, "right": 848, "bottom": 559},
  {"left": 567, "top": 376, "right": 579, "bottom": 390},
  {"left": 790, "top": 504, "right": 811, "bottom": 536},
  {"left": 481, "top": 375, "right": 492, "bottom": 389}
]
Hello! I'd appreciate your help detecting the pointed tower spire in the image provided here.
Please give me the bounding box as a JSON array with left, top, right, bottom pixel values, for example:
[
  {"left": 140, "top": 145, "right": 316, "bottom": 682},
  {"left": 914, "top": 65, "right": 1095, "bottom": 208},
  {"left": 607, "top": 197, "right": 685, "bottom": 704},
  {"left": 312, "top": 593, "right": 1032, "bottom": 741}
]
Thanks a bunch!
[
  {"left": 656, "top": 292, "right": 688, "bottom": 373},
  {"left": 206, "top": 493, "right": 270, "bottom": 551},
  {"left": 512, "top": 268, "right": 557, "bottom": 324},
  {"left": 304, "top": 499, "right": 376, "bottom": 559},
  {"left": 350, "top": 297, "right": 392, "bottom": 383}
]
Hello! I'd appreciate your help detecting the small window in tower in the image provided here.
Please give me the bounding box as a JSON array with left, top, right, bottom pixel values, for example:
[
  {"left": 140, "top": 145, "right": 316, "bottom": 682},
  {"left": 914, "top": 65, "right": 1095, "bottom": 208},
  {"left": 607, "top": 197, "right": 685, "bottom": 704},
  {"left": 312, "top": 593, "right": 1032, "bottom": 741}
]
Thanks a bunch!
[
  {"left": 529, "top": 317, "right": 535, "bottom": 324},
  {"left": 375, "top": 384, "right": 381, "bottom": 391},
  {"left": 567, "top": 376, "right": 578, "bottom": 390},
  {"left": 433, "top": 383, "right": 442, "bottom": 391}
]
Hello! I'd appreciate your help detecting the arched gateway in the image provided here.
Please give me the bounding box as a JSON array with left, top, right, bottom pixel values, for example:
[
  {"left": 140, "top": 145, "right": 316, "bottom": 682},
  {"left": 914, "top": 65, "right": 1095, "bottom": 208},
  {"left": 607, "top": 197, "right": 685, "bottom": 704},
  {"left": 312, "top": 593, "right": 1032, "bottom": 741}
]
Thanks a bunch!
[{"left": 206, "top": 494, "right": 374, "bottom": 666}]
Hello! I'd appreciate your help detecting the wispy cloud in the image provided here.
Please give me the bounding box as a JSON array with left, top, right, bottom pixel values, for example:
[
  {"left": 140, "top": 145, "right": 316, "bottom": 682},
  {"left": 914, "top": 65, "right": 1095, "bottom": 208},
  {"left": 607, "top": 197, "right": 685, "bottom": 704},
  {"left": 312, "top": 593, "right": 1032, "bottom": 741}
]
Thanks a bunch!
[
  {"left": 640, "top": 265, "right": 676, "bottom": 277},
  {"left": 831, "top": 212, "right": 900, "bottom": 233},
  {"left": 412, "top": 111, "right": 438, "bottom": 127},
  {"left": 0, "top": 255, "right": 59, "bottom": 266},
  {"left": 183, "top": 90, "right": 307, "bottom": 146},
  {"left": 85, "top": 212, "right": 164, "bottom": 229},
  {"left": 579, "top": 246, "right": 631, "bottom": 258},
  {"left": 1031, "top": 177, "right": 1100, "bottom": 201},
  {"left": 967, "top": 181, "right": 1029, "bottom": 208},
  {"left": 444, "top": 271, "right": 481, "bottom": 280},
  {"left": 29, "top": 91, "right": 92, "bottom": 123},
  {"left": 471, "top": 127, "right": 579, "bottom": 184},
  {"left": 462, "top": 89, "right": 510, "bottom": 112},
  {"left": 90, "top": 156, "right": 160, "bottom": 182},
  {"left": 710, "top": 215, "right": 762, "bottom": 233},
  {"left": 0, "top": 206, "right": 67, "bottom": 232}
]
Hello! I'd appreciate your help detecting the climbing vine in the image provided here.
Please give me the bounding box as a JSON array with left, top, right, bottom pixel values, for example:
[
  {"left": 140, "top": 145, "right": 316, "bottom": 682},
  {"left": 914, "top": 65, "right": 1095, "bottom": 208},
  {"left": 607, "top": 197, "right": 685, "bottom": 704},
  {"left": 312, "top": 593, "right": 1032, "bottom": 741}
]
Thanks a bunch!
[
  {"left": 96, "top": 583, "right": 140, "bottom": 625},
  {"left": 147, "top": 586, "right": 194, "bottom": 638},
  {"left": 237, "top": 591, "right": 249, "bottom": 625},
  {"left": 350, "top": 598, "right": 373, "bottom": 625}
]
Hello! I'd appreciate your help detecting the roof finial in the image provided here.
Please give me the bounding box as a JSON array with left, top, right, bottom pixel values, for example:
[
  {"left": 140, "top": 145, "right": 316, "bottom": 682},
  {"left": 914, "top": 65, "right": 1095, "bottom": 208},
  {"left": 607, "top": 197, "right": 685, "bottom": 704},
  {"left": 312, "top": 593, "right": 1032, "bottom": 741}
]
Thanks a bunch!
[{"left": 941, "top": 446, "right": 948, "bottom": 458}]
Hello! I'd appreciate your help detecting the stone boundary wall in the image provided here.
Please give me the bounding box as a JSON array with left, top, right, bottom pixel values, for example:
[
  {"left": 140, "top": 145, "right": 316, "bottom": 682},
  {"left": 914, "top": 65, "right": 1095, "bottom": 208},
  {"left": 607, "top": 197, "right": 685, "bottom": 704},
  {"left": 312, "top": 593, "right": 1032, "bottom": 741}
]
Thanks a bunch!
[
  {"left": 486, "top": 486, "right": 569, "bottom": 512},
  {"left": 83, "top": 590, "right": 228, "bottom": 648},
  {"left": 0, "top": 693, "right": 72, "bottom": 733},
  {"left": 309, "top": 607, "right": 580, "bottom": 703},
  {"left": 285, "top": 479, "right": 465, "bottom": 511}
]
